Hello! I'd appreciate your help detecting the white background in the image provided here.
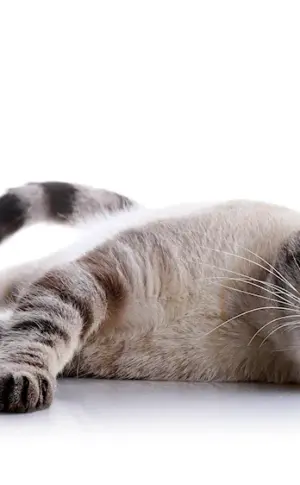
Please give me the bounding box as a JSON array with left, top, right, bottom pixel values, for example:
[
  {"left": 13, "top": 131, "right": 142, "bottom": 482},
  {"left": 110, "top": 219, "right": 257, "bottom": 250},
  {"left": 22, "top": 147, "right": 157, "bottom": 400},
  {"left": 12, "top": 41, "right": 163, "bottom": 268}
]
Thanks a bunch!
[
  {"left": 0, "top": 1, "right": 300, "bottom": 482},
  {"left": 1, "top": 1, "right": 300, "bottom": 210}
]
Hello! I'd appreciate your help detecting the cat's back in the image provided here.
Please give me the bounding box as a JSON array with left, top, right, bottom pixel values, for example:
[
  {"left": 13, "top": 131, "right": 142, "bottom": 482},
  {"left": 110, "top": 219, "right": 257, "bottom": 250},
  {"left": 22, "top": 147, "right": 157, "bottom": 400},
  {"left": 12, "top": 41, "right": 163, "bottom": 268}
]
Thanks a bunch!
[{"left": 104, "top": 198, "right": 300, "bottom": 265}]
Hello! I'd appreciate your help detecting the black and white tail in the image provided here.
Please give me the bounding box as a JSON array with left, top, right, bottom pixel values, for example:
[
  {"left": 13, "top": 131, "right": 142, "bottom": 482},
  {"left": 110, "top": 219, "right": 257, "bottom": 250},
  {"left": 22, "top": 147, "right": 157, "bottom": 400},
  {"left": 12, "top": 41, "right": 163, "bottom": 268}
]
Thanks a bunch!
[{"left": 0, "top": 181, "right": 136, "bottom": 244}]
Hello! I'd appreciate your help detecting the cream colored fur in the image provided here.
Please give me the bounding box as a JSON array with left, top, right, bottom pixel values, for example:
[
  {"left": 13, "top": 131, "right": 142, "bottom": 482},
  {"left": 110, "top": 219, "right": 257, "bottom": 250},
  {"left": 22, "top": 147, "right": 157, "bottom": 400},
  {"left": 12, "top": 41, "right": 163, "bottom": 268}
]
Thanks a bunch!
[{"left": 2, "top": 199, "right": 300, "bottom": 383}]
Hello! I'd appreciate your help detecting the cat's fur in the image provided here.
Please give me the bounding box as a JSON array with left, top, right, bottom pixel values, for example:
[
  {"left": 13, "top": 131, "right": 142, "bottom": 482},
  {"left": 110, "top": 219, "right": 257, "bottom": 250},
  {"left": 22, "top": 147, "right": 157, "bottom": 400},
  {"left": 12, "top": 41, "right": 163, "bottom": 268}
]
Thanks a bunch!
[{"left": 0, "top": 181, "right": 300, "bottom": 412}]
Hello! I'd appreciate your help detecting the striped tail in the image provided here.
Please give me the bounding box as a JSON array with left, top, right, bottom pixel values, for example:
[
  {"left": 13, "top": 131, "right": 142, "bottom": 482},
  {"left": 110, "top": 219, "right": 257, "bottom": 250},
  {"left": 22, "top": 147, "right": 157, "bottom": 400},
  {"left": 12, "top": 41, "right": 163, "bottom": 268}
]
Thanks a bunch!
[{"left": 0, "top": 181, "right": 137, "bottom": 243}]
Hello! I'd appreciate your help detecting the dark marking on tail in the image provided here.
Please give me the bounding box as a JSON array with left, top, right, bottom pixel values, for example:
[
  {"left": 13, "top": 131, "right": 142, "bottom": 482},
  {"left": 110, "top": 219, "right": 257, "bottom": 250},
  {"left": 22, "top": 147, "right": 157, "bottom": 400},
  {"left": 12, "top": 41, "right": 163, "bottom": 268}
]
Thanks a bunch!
[
  {"left": 0, "top": 180, "right": 136, "bottom": 247},
  {"left": 0, "top": 193, "right": 28, "bottom": 242},
  {"left": 42, "top": 182, "right": 78, "bottom": 221}
]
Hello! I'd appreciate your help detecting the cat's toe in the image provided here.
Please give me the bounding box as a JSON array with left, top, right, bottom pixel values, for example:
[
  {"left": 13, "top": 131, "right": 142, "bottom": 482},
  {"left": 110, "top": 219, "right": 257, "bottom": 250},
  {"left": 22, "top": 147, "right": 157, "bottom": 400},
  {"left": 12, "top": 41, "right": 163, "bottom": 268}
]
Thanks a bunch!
[{"left": 0, "top": 369, "right": 55, "bottom": 413}]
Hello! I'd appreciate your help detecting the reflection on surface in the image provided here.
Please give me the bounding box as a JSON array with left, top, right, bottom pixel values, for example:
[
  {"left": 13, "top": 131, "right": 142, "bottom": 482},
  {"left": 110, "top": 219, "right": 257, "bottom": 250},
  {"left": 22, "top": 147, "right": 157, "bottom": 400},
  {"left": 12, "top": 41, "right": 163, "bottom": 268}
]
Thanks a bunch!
[{"left": 1, "top": 379, "right": 300, "bottom": 435}]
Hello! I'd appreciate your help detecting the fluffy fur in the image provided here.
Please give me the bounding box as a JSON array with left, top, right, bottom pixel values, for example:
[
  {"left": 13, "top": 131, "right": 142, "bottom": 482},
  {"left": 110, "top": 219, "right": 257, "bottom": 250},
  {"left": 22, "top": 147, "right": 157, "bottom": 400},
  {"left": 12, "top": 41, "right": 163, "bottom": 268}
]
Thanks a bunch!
[{"left": 0, "top": 181, "right": 300, "bottom": 412}]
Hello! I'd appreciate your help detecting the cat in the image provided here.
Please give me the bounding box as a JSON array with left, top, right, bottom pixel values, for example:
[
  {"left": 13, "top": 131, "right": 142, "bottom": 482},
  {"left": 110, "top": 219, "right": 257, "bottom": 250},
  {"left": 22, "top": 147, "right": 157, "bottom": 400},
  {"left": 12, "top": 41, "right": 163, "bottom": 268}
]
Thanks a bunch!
[{"left": 0, "top": 180, "right": 300, "bottom": 413}]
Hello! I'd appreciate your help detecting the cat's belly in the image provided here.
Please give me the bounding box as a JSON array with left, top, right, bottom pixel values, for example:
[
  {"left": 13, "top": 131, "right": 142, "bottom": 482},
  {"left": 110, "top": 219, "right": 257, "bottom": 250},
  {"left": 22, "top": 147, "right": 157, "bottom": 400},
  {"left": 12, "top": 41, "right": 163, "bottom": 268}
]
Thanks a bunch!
[{"left": 63, "top": 297, "right": 290, "bottom": 382}]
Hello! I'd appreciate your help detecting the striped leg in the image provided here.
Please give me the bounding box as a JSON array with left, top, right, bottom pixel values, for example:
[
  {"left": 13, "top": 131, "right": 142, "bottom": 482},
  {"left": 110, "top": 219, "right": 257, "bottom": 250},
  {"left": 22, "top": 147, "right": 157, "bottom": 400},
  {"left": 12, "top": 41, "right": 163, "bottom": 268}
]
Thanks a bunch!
[{"left": 0, "top": 257, "right": 118, "bottom": 413}]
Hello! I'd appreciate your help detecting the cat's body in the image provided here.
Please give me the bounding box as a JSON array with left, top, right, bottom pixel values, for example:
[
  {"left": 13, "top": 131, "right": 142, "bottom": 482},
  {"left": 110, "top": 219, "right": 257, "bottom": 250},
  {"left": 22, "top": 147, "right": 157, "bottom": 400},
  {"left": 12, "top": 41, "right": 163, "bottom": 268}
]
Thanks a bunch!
[{"left": 0, "top": 181, "right": 300, "bottom": 412}]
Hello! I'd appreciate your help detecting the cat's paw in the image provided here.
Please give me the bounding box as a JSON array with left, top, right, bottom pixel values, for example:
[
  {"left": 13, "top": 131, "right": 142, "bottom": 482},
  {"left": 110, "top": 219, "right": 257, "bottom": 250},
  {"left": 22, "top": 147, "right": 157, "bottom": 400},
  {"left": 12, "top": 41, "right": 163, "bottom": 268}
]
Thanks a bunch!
[{"left": 0, "top": 367, "right": 55, "bottom": 413}]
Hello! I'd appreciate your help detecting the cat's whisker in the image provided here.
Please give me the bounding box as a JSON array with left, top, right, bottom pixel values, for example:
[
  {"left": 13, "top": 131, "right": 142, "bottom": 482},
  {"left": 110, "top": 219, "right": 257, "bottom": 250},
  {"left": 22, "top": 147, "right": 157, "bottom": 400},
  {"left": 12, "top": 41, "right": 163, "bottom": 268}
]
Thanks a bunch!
[
  {"left": 202, "top": 276, "right": 299, "bottom": 309},
  {"left": 243, "top": 276, "right": 299, "bottom": 304},
  {"left": 293, "top": 252, "right": 300, "bottom": 274},
  {"left": 217, "top": 283, "right": 299, "bottom": 309},
  {"left": 237, "top": 244, "right": 300, "bottom": 297},
  {"left": 272, "top": 346, "right": 300, "bottom": 353},
  {"left": 130, "top": 268, "right": 299, "bottom": 306},
  {"left": 201, "top": 264, "right": 300, "bottom": 306},
  {"left": 201, "top": 305, "right": 298, "bottom": 339},
  {"left": 260, "top": 322, "right": 300, "bottom": 347},
  {"left": 248, "top": 314, "right": 300, "bottom": 346},
  {"left": 198, "top": 244, "right": 300, "bottom": 299}
]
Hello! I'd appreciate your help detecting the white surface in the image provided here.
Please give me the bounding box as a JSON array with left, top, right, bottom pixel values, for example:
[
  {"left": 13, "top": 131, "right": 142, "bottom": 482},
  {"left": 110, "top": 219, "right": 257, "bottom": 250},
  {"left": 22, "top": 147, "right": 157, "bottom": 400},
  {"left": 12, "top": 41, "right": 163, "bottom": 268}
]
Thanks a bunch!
[
  {"left": 2, "top": 379, "right": 300, "bottom": 434},
  {"left": 2, "top": 380, "right": 300, "bottom": 483},
  {"left": 1, "top": 0, "right": 300, "bottom": 478}
]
